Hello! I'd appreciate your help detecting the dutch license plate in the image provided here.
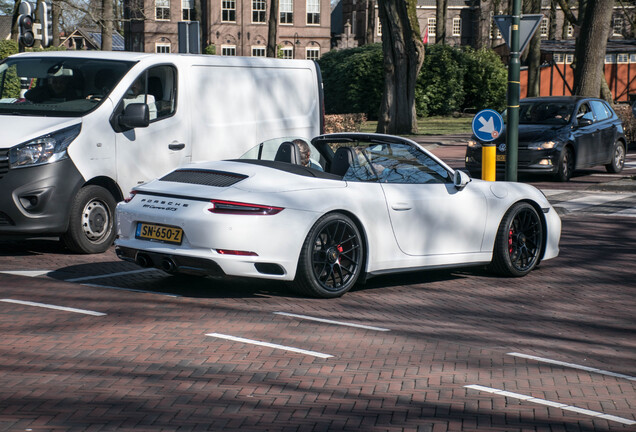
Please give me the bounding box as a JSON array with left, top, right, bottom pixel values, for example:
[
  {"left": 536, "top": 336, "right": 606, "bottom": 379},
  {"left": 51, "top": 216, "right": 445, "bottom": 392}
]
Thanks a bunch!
[
  {"left": 136, "top": 222, "right": 183, "bottom": 245},
  {"left": 496, "top": 154, "right": 506, "bottom": 162}
]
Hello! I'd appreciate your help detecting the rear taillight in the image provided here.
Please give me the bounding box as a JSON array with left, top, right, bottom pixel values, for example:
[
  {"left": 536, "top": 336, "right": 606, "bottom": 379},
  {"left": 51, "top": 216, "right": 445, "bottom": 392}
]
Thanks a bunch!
[
  {"left": 124, "top": 191, "right": 137, "bottom": 203},
  {"left": 216, "top": 249, "right": 258, "bottom": 256},
  {"left": 208, "top": 199, "right": 283, "bottom": 215}
]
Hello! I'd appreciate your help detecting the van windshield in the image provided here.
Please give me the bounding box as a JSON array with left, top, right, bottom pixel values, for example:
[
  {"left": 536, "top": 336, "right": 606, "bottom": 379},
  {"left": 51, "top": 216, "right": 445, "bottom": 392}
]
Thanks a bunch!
[{"left": 0, "top": 57, "right": 135, "bottom": 117}]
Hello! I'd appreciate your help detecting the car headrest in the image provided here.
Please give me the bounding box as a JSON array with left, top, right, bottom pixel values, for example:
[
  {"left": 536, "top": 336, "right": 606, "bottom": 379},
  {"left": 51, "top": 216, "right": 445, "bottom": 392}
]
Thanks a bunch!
[
  {"left": 331, "top": 146, "right": 356, "bottom": 177},
  {"left": 274, "top": 141, "right": 301, "bottom": 164}
]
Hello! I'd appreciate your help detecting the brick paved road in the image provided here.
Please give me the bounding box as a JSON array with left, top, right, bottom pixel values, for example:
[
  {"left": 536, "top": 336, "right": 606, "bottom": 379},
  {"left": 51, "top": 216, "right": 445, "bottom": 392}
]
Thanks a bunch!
[{"left": 0, "top": 213, "right": 634, "bottom": 431}]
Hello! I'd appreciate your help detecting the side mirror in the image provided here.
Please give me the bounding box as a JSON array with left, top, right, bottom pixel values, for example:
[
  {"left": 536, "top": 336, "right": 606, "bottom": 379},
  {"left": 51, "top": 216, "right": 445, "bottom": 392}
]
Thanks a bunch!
[
  {"left": 577, "top": 117, "right": 593, "bottom": 127},
  {"left": 118, "top": 103, "right": 150, "bottom": 130},
  {"left": 453, "top": 170, "right": 471, "bottom": 190}
]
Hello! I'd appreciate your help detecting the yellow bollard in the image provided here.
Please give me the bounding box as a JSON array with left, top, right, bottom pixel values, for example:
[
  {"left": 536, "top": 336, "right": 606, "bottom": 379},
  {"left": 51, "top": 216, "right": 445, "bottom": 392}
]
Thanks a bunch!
[{"left": 482, "top": 144, "right": 496, "bottom": 181}]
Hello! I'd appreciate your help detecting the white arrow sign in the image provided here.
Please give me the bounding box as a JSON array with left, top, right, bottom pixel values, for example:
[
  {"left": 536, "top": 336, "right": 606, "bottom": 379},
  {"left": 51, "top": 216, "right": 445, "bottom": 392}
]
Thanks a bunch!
[{"left": 478, "top": 116, "right": 495, "bottom": 134}]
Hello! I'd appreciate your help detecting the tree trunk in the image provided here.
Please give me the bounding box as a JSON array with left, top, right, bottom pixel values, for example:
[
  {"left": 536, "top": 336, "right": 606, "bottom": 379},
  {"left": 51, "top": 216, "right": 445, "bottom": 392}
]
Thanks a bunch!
[
  {"left": 435, "top": 0, "right": 447, "bottom": 44},
  {"left": 548, "top": 0, "right": 557, "bottom": 39},
  {"left": 101, "top": 0, "right": 113, "bottom": 50},
  {"left": 376, "top": 0, "right": 425, "bottom": 135},
  {"left": 52, "top": 0, "right": 60, "bottom": 46},
  {"left": 473, "top": 0, "right": 493, "bottom": 49},
  {"left": 525, "top": 0, "right": 542, "bottom": 97},
  {"left": 366, "top": 0, "right": 376, "bottom": 45},
  {"left": 266, "top": 0, "right": 279, "bottom": 57},
  {"left": 573, "top": 0, "right": 613, "bottom": 96},
  {"left": 10, "top": 0, "right": 19, "bottom": 42}
]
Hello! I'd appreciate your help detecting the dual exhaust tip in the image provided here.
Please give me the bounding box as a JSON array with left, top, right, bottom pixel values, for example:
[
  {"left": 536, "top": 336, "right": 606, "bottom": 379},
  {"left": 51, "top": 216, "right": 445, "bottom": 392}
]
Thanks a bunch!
[{"left": 136, "top": 253, "right": 176, "bottom": 273}]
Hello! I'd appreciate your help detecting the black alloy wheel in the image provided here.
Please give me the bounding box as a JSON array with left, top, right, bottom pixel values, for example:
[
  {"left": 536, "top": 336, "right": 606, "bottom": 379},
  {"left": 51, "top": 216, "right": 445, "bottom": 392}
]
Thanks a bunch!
[
  {"left": 490, "top": 202, "right": 543, "bottom": 277},
  {"left": 294, "top": 213, "right": 363, "bottom": 298}
]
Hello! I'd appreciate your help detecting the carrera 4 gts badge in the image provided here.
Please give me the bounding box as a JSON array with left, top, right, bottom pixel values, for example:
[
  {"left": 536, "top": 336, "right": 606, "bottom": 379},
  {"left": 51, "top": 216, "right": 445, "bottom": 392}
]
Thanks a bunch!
[{"left": 140, "top": 198, "right": 188, "bottom": 211}]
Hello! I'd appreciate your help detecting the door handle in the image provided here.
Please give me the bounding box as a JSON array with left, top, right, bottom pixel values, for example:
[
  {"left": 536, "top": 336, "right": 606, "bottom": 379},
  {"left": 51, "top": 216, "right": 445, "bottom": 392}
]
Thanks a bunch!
[
  {"left": 391, "top": 202, "right": 412, "bottom": 211},
  {"left": 169, "top": 143, "right": 185, "bottom": 151}
]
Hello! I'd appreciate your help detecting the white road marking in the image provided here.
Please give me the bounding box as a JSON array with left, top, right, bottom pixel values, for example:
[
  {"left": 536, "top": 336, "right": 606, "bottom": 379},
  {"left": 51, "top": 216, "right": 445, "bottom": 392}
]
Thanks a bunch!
[
  {"left": 0, "top": 270, "right": 51, "bottom": 277},
  {"left": 464, "top": 385, "right": 636, "bottom": 426},
  {"left": 0, "top": 298, "right": 106, "bottom": 316},
  {"left": 507, "top": 352, "right": 636, "bottom": 381},
  {"left": 206, "top": 333, "right": 333, "bottom": 359},
  {"left": 274, "top": 312, "right": 391, "bottom": 332},
  {"left": 539, "top": 189, "right": 568, "bottom": 197},
  {"left": 553, "top": 193, "right": 627, "bottom": 213},
  {"left": 65, "top": 268, "right": 157, "bottom": 282}
]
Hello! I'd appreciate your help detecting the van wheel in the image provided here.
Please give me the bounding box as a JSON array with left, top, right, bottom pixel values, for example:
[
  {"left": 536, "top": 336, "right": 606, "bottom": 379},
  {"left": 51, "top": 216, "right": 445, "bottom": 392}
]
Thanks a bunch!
[{"left": 62, "top": 185, "right": 117, "bottom": 254}]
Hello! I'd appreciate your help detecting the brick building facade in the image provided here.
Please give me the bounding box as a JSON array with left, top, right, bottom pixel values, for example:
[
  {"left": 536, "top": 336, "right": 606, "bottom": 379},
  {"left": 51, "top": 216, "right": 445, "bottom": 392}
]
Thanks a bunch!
[{"left": 124, "top": 0, "right": 331, "bottom": 59}]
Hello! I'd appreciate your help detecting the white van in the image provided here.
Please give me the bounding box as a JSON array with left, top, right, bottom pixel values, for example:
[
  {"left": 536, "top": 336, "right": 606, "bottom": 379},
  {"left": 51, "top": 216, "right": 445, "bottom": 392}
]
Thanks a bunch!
[{"left": 0, "top": 51, "right": 323, "bottom": 253}]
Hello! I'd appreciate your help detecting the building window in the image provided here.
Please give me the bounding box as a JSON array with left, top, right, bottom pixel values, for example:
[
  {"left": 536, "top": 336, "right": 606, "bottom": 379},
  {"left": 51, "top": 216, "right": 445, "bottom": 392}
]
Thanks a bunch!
[
  {"left": 280, "top": 0, "right": 293, "bottom": 24},
  {"left": 156, "top": 0, "right": 170, "bottom": 20},
  {"left": 452, "top": 17, "right": 461, "bottom": 36},
  {"left": 252, "top": 0, "right": 266, "bottom": 23},
  {"left": 182, "top": 0, "right": 193, "bottom": 20},
  {"left": 553, "top": 53, "right": 564, "bottom": 63},
  {"left": 306, "top": 47, "right": 320, "bottom": 60},
  {"left": 222, "top": 0, "right": 236, "bottom": 22},
  {"left": 630, "top": 54, "right": 636, "bottom": 63},
  {"left": 377, "top": 20, "right": 382, "bottom": 36},
  {"left": 156, "top": 43, "right": 171, "bottom": 53},
  {"left": 613, "top": 17, "right": 623, "bottom": 36},
  {"left": 565, "top": 54, "right": 573, "bottom": 63},
  {"left": 617, "top": 53, "right": 629, "bottom": 63},
  {"left": 306, "top": 0, "right": 320, "bottom": 25},
  {"left": 540, "top": 18, "right": 548, "bottom": 36},
  {"left": 605, "top": 54, "right": 616, "bottom": 64},
  {"left": 428, "top": 18, "right": 436, "bottom": 37},
  {"left": 252, "top": 46, "right": 265, "bottom": 56},
  {"left": 280, "top": 46, "right": 293, "bottom": 59},
  {"left": 222, "top": 45, "right": 236, "bottom": 56},
  {"left": 567, "top": 25, "right": 573, "bottom": 37}
]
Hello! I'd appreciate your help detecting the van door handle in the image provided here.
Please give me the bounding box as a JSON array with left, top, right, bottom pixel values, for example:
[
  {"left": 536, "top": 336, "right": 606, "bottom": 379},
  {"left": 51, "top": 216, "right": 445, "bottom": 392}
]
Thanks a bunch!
[
  {"left": 391, "top": 202, "right": 412, "bottom": 211},
  {"left": 169, "top": 143, "right": 185, "bottom": 151}
]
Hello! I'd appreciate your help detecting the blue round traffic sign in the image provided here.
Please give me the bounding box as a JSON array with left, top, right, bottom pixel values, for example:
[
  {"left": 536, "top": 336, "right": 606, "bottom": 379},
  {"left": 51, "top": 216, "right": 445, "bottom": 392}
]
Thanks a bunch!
[{"left": 472, "top": 109, "right": 504, "bottom": 142}]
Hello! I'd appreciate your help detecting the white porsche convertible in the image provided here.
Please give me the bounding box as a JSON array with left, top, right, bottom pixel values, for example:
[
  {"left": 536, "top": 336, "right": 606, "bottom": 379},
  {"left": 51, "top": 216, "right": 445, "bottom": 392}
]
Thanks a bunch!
[{"left": 115, "top": 133, "right": 561, "bottom": 298}]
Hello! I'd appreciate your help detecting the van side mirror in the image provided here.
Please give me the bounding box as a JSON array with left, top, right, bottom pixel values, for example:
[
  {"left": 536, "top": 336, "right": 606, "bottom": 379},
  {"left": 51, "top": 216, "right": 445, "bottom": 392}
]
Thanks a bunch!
[
  {"left": 118, "top": 103, "right": 150, "bottom": 130},
  {"left": 453, "top": 170, "right": 471, "bottom": 190}
]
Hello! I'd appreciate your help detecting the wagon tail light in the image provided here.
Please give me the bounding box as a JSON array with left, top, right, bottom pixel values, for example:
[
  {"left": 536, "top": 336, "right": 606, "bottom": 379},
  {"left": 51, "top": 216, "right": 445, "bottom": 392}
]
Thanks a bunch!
[{"left": 208, "top": 200, "right": 283, "bottom": 215}]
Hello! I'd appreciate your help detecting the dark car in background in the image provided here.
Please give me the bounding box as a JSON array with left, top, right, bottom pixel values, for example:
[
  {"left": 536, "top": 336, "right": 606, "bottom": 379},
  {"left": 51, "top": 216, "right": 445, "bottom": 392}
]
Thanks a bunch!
[{"left": 465, "top": 96, "right": 627, "bottom": 181}]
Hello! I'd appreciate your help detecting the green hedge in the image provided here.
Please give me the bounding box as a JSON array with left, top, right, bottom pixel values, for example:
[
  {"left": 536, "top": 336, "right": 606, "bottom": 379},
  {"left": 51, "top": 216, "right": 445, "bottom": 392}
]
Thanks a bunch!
[
  {"left": 0, "top": 40, "right": 19, "bottom": 60},
  {"left": 319, "top": 43, "right": 507, "bottom": 119},
  {"left": 318, "top": 43, "right": 384, "bottom": 118}
]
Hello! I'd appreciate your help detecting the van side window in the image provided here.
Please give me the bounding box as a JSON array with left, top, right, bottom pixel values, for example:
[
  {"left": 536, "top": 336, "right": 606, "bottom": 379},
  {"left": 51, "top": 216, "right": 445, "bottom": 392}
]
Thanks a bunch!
[{"left": 121, "top": 65, "right": 177, "bottom": 122}]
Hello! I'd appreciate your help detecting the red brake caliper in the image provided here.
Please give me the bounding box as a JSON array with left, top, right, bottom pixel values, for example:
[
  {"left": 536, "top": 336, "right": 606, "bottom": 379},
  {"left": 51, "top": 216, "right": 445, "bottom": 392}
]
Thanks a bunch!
[{"left": 508, "top": 229, "right": 514, "bottom": 254}]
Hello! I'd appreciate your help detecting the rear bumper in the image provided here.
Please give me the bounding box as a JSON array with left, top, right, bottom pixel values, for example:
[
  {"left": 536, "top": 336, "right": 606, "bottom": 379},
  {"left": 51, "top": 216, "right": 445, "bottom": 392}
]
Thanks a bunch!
[{"left": 115, "top": 244, "right": 290, "bottom": 280}]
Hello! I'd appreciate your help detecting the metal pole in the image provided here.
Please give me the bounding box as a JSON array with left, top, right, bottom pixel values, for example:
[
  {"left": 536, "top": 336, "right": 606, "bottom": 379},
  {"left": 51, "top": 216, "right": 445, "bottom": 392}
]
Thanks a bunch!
[{"left": 505, "top": 0, "right": 521, "bottom": 182}]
